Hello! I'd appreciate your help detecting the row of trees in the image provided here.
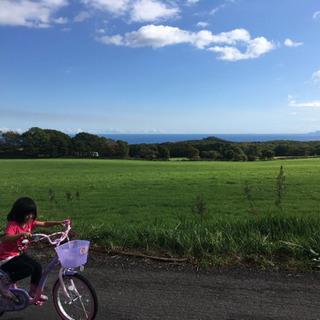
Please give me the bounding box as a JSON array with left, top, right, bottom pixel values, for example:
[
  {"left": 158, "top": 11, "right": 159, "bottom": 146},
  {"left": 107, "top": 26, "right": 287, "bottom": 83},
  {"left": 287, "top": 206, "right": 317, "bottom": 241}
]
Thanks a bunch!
[
  {"left": 163, "top": 137, "right": 320, "bottom": 161},
  {"left": 129, "top": 139, "right": 273, "bottom": 161},
  {"left": 0, "top": 127, "right": 129, "bottom": 158},
  {"left": 1, "top": 127, "right": 320, "bottom": 161}
]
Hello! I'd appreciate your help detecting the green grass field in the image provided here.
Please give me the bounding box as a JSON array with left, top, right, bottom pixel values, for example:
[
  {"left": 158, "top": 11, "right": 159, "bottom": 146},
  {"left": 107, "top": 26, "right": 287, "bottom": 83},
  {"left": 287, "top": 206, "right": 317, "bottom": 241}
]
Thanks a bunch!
[{"left": 1, "top": 158, "right": 320, "bottom": 269}]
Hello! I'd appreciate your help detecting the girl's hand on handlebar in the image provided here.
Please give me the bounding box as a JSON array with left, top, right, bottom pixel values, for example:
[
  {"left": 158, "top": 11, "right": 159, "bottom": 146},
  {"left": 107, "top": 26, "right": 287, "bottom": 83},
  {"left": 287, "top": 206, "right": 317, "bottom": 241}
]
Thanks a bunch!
[
  {"left": 22, "top": 232, "right": 32, "bottom": 239},
  {"left": 63, "top": 220, "right": 70, "bottom": 227},
  {"left": 55, "top": 221, "right": 68, "bottom": 227}
]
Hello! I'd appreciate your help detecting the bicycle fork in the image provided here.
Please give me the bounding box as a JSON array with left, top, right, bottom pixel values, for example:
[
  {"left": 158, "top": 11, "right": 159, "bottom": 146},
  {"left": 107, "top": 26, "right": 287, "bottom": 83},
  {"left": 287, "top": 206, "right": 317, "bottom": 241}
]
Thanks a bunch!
[
  {"left": 58, "top": 268, "right": 75, "bottom": 303},
  {"left": 58, "top": 268, "right": 90, "bottom": 318}
]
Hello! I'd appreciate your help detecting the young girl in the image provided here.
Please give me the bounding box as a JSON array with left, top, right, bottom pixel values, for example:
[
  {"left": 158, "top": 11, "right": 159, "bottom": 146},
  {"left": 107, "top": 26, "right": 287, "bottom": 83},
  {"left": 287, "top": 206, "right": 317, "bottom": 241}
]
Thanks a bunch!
[{"left": 0, "top": 197, "right": 65, "bottom": 300}]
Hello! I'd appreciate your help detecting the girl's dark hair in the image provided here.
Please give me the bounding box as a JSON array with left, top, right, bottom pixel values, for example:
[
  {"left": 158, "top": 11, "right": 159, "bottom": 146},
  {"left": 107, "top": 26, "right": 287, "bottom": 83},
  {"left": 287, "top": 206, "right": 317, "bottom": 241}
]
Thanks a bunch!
[{"left": 7, "top": 197, "right": 37, "bottom": 223}]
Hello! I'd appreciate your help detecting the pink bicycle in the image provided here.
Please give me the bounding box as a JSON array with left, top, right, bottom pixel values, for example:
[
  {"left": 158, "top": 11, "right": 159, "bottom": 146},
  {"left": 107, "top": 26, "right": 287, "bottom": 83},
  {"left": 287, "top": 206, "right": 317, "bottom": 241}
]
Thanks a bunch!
[{"left": 0, "top": 220, "right": 98, "bottom": 319}]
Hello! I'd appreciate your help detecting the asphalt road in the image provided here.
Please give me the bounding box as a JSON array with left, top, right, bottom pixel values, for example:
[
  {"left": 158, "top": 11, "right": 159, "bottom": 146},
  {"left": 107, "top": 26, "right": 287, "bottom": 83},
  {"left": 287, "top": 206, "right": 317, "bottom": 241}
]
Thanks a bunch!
[{"left": 1, "top": 252, "right": 320, "bottom": 320}]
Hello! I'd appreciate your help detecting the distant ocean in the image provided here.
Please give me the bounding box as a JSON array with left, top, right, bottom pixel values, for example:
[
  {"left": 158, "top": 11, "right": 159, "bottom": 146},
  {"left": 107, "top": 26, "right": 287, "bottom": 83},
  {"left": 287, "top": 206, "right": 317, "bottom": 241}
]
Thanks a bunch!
[{"left": 99, "top": 133, "right": 320, "bottom": 145}]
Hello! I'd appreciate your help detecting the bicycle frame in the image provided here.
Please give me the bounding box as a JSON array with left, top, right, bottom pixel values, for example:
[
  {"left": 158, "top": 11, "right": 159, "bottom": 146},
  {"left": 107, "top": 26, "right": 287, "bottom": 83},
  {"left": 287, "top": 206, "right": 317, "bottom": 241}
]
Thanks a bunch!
[{"left": 30, "top": 256, "right": 77, "bottom": 305}]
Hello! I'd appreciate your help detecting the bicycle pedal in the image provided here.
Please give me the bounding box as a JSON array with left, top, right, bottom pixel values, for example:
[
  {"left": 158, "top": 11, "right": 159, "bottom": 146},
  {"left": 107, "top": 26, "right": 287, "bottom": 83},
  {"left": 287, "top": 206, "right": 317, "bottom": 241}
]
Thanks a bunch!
[{"left": 34, "top": 301, "right": 44, "bottom": 306}]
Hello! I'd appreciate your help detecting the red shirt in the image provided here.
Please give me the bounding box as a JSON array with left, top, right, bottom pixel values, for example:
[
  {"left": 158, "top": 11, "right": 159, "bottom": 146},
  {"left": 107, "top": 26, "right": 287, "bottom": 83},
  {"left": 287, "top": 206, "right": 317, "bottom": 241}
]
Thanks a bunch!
[{"left": 0, "top": 220, "right": 37, "bottom": 260}]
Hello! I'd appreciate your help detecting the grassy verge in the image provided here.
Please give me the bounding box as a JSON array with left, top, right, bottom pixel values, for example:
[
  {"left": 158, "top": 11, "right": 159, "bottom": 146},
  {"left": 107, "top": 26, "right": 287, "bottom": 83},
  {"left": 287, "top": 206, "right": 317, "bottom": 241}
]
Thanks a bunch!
[{"left": 74, "top": 214, "right": 320, "bottom": 270}]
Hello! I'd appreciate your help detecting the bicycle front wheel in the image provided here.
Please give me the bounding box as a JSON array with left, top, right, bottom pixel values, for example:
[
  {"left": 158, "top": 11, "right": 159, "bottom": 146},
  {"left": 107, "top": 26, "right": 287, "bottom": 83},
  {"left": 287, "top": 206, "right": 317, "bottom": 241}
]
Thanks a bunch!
[{"left": 53, "top": 273, "right": 98, "bottom": 320}]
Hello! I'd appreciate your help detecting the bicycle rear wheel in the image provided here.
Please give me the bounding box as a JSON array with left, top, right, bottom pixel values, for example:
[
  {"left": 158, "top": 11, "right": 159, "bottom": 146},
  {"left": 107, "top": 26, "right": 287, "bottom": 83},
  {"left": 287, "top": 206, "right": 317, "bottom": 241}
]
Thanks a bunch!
[{"left": 53, "top": 273, "right": 98, "bottom": 320}]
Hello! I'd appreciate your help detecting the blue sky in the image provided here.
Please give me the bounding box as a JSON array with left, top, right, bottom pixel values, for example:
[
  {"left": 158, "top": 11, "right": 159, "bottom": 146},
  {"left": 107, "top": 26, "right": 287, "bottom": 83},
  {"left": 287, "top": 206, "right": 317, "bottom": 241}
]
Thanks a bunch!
[{"left": 1, "top": 0, "right": 320, "bottom": 134}]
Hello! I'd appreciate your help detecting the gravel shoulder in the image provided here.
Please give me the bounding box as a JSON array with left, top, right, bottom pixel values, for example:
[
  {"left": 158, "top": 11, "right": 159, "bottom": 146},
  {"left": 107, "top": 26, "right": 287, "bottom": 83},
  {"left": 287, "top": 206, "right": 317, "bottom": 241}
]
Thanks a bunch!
[{"left": 1, "top": 249, "right": 320, "bottom": 319}]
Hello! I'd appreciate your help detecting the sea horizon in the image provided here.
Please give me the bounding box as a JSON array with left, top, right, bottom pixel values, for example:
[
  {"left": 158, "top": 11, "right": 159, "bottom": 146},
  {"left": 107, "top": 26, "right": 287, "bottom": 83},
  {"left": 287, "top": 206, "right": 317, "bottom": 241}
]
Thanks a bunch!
[{"left": 98, "top": 133, "right": 320, "bottom": 145}]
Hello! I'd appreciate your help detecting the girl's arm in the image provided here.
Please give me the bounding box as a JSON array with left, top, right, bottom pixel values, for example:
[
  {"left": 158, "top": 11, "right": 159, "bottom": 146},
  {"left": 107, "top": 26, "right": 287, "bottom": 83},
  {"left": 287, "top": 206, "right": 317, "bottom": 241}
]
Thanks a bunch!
[
  {"left": 3, "top": 232, "right": 32, "bottom": 243},
  {"left": 36, "top": 221, "right": 65, "bottom": 228}
]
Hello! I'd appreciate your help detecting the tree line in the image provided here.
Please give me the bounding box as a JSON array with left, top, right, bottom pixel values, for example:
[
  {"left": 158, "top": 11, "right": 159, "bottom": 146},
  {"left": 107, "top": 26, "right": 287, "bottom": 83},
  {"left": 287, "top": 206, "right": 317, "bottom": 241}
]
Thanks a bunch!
[
  {"left": 1, "top": 127, "right": 320, "bottom": 161},
  {"left": 129, "top": 136, "right": 320, "bottom": 161},
  {"left": 0, "top": 127, "right": 129, "bottom": 159}
]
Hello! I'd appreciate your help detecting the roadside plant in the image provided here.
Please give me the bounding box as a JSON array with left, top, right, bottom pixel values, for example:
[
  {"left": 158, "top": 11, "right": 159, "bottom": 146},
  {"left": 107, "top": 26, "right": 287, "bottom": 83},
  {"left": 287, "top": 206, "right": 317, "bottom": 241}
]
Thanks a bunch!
[
  {"left": 49, "top": 188, "right": 55, "bottom": 207},
  {"left": 275, "top": 165, "right": 286, "bottom": 211},
  {"left": 48, "top": 188, "right": 60, "bottom": 208},
  {"left": 192, "top": 195, "right": 209, "bottom": 223},
  {"left": 244, "top": 180, "right": 258, "bottom": 215},
  {"left": 244, "top": 166, "right": 286, "bottom": 215},
  {"left": 66, "top": 191, "right": 73, "bottom": 202},
  {"left": 66, "top": 191, "right": 73, "bottom": 213}
]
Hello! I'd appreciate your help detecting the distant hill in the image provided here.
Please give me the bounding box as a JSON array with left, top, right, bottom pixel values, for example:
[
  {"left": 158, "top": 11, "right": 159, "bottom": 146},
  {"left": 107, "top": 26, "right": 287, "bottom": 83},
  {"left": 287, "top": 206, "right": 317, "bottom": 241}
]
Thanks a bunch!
[
  {"left": 173, "top": 136, "right": 230, "bottom": 144},
  {"left": 201, "top": 136, "right": 230, "bottom": 143}
]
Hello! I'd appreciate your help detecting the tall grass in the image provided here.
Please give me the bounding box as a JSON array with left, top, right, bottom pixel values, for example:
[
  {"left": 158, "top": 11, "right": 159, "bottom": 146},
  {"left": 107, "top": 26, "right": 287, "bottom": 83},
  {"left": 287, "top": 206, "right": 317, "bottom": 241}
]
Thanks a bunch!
[{"left": 75, "top": 214, "right": 320, "bottom": 268}]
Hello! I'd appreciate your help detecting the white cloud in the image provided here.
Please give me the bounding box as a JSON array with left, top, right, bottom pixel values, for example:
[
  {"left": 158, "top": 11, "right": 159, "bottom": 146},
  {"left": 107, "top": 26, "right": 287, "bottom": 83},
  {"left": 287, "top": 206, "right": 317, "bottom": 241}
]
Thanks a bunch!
[
  {"left": 289, "top": 100, "right": 320, "bottom": 108},
  {"left": 246, "top": 36, "right": 275, "bottom": 57},
  {"left": 192, "top": 30, "right": 216, "bottom": 49},
  {"left": 80, "top": 0, "right": 130, "bottom": 15},
  {"left": 79, "top": 0, "right": 179, "bottom": 23},
  {"left": 210, "top": 4, "right": 227, "bottom": 15},
  {"left": 96, "top": 34, "right": 124, "bottom": 45},
  {"left": 124, "top": 25, "right": 190, "bottom": 48},
  {"left": 209, "top": 36, "right": 276, "bottom": 61},
  {"left": 197, "top": 22, "right": 209, "bottom": 28},
  {"left": 209, "top": 29, "right": 251, "bottom": 45},
  {"left": 312, "top": 70, "right": 320, "bottom": 82},
  {"left": 130, "top": 0, "right": 179, "bottom": 23},
  {"left": 208, "top": 46, "right": 243, "bottom": 61},
  {"left": 96, "top": 25, "right": 275, "bottom": 61},
  {"left": 284, "top": 38, "right": 303, "bottom": 47},
  {"left": 210, "top": 7, "right": 219, "bottom": 15},
  {"left": 74, "top": 11, "right": 91, "bottom": 22},
  {"left": 54, "top": 17, "right": 68, "bottom": 24},
  {"left": 187, "top": 0, "right": 200, "bottom": 3},
  {"left": 64, "top": 128, "right": 84, "bottom": 134},
  {"left": 313, "top": 10, "right": 320, "bottom": 19},
  {"left": 0, "top": 0, "right": 68, "bottom": 27},
  {"left": 0, "top": 127, "right": 24, "bottom": 133}
]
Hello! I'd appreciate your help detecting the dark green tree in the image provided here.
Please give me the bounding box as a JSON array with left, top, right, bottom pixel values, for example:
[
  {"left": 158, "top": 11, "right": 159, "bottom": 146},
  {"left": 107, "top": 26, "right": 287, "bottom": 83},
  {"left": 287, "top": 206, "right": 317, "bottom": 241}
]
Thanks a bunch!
[
  {"left": 201, "top": 150, "right": 221, "bottom": 160},
  {"left": 158, "top": 145, "right": 170, "bottom": 160},
  {"left": 71, "top": 132, "right": 101, "bottom": 157},
  {"left": 114, "top": 140, "right": 129, "bottom": 158},
  {"left": 187, "top": 147, "right": 200, "bottom": 160},
  {"left": 43, "top": 129, "right": 72, "bottom": 157},
  {"left": 292, "top": 144, "right": 310, "bottom": 157},
  {"left": 21, "top": 127, "right": 49, "bottom": 157},
  {"left": 99, "top": 137, "right": 116, "bottom": 157},
  {"left": 1, "top": 131, "right": 21, "bottom": 156},
  {"left": 261, "top": 149, "right": 275, "bottom": 160},
  {"left": 274, "top": 143, "right": 290, "bottom": 156}
]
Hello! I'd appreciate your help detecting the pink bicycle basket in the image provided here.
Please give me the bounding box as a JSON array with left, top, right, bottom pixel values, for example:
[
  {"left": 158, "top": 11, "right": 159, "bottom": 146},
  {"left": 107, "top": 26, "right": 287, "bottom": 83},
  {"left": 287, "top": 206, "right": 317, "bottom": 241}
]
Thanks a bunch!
[{"left": 55, "top": 240, "right": 90, "bottom": 268}]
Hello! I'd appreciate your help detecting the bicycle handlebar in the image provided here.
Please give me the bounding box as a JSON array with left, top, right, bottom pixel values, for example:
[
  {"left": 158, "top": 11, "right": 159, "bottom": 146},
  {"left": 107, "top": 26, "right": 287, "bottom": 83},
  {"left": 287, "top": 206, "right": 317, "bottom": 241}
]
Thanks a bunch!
[{"left": 29, "top": 219, "right": 71, "bottom": 246}]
